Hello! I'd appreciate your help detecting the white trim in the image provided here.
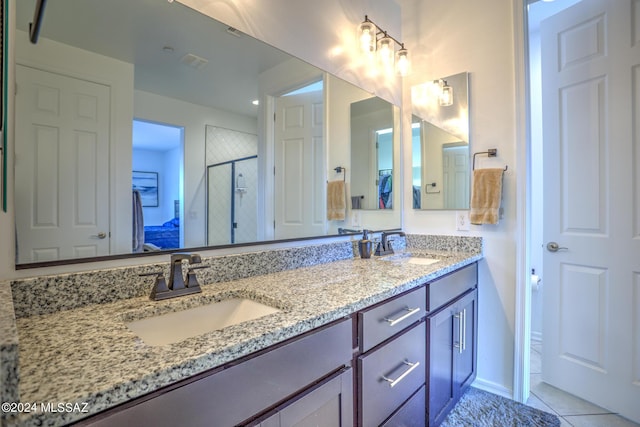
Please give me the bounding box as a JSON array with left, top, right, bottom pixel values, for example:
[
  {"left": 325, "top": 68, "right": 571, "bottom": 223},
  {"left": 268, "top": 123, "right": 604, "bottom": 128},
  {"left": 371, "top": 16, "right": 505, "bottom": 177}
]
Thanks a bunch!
[
  {"left": 513, "top": 0, "right": 532, "bottom": 405},
  {"left": 472, "top": 378, "right": 513, "bottom": 400}
]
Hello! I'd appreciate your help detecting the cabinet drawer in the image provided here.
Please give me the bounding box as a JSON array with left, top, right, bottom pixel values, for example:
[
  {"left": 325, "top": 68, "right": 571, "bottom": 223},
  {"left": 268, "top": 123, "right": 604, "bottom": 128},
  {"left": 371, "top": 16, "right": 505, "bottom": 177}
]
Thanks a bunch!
[
  {"left": 359, "top": 321, "right": 426, "bottom": 427},
  {"left": 428, "top": 263, "right": 477, "bottom": 312},
  {"left": 359, "top": 286, "right": 426, "bottom": 352},
  {"left": 82, "top": 318, "right": 352, "bottom": 427},
  {"left": 381, "top": 385, "right": 426, "bottom": 427}
]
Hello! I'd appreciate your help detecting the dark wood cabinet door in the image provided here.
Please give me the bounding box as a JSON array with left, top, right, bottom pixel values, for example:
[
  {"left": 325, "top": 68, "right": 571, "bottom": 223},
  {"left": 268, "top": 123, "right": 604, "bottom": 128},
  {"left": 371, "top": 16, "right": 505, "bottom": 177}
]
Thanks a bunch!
[
  {"left": 454, "top": 289, "right": 477, "bottom": 394},
  {"left": 427, "top": 305, "right": 456, "bottom": 427},
  {"left": 258, "top": 368, "right": 353, "bottom": 427},
  {"left": 427, "top": 287, "right": 478, "bottom": 427}
]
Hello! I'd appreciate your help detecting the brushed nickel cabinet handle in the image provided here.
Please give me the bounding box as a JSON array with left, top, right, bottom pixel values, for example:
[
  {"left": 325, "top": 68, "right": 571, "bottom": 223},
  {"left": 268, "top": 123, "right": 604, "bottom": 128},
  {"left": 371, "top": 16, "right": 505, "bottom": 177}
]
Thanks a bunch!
[
  {"left": 454, "top": 312, "right": 463, "bottom": 354},
  {"left": 384, "top": 307, "right": 421, "bottom": 327},
  {"left": 381, "top": 360, "right": 420, "bottom": 388},
  {"left": 462, "top": 308, "right": 467, "bottom": 351}
]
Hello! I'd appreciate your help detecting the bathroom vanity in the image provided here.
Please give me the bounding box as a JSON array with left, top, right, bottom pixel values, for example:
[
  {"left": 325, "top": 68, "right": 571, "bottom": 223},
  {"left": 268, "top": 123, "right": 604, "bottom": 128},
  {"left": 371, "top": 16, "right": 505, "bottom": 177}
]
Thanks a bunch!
[
  {"left": 1, "top": 236, "right": 482, "bottom": 427},
  {"left": 78, "top": 264, "right": 477, "bottom": 427}
]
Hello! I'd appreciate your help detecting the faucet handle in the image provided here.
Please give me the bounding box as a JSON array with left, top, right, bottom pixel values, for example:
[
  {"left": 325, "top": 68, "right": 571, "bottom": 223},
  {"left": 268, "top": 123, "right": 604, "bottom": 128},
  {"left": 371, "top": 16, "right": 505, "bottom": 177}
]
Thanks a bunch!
[
  {"left": 140, "top": 271, "right": 170, "bottom": 300},
  {"left": 186, "top": 265, "right": 209, "bottom": 289}
]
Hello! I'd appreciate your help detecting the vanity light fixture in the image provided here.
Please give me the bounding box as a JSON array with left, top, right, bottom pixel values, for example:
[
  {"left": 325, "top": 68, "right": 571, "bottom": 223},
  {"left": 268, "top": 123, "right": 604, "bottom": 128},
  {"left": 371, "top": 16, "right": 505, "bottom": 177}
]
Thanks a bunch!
[
  {"left": 438, "top": 79, "right": 454, "bottom": 107},
  {"left": 358, "top": 15, "right": 410, "bottom": 77}
]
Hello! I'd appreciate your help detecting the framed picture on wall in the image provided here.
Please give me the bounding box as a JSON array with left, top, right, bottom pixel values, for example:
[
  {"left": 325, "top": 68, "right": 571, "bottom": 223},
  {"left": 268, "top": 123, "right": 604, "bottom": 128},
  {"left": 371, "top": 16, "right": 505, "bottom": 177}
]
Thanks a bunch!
[{"left": 132, "top": 171, "right": 159, "bottom": 207}]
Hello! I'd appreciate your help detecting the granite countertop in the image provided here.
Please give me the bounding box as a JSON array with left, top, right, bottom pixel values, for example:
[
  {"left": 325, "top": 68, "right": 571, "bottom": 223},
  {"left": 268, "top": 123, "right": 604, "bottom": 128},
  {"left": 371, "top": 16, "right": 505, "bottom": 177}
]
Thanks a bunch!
[{"left": 8, "top": 249, "right": 481, "bottom": 426}]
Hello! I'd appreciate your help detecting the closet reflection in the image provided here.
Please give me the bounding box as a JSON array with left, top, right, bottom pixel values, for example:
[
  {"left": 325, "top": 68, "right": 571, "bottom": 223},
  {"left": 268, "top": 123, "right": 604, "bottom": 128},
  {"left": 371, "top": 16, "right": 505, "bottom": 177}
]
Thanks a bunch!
[{"left": 350, "top": 97, "right": 395, "bottom": 210}]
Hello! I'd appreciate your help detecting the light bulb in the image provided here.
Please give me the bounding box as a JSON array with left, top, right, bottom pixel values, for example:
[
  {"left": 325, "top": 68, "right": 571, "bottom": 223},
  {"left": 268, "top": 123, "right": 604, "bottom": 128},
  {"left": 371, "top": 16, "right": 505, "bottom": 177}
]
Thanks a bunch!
[
  {"left": 358, "top": 21, "right": 376, "bottom": 54},
  {"left": 395, "top": 48, "right": 410, "bottom": 77},
  {"left": 439, "top": 82, "right": 453, "bottom": 106},
  {"left": 377, "top": 36, "right": 394, "bottom": 68}
]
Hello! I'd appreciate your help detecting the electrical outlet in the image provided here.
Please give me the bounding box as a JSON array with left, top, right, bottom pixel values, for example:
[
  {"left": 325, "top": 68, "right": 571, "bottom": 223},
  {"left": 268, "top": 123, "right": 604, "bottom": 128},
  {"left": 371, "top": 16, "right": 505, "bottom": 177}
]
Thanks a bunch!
[
  {"left": 456, "top": 211, "right": 470, "bottom": 231},
  {"left": 351, "top": 210, "right": 361, "bottom": 227}
]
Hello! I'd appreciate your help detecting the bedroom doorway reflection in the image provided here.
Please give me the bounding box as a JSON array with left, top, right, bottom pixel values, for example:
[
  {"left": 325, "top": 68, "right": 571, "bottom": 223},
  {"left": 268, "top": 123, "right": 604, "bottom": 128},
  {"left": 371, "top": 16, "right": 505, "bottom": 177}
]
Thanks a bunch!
[
  {"left": 206, "top": 126, "right": 259, "bottom": 245},
  {"left": 132, "top": 119, "right": 184, "bottom": 252}
]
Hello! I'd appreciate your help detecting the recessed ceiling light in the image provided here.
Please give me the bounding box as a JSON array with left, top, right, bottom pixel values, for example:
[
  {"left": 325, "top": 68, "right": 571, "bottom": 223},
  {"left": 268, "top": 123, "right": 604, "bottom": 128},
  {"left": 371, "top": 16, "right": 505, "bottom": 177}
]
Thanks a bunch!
[
  {"left": 252, "top": 99, "right": 259, "bottom": 106},
  {"left": 162, "top": 46, "right": 174, "bottom": 53}
]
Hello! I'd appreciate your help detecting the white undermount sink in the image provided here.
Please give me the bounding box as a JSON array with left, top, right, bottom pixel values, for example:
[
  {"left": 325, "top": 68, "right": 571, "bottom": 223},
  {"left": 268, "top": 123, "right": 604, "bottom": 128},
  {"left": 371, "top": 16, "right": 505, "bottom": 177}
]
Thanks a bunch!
[
  {"left": 379, "top": 252, "right": 441, "bottom": 266},
  {"left": 126, "top": 298, "right": 280, "bottom": 346},
  {"left": 404, "top": 257, "right": 440, "bottom": 266}
]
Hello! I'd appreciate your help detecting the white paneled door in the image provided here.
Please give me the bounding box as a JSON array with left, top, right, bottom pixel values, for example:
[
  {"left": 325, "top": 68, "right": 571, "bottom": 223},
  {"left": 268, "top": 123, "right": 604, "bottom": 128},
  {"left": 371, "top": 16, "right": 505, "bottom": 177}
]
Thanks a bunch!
[
  {"left": 15, "top": 65, "right": 110, "bottom": 263},
  {"left": 274, "top": 90, "right": 325, "bottom": 239},
  {"left": 541, "top": 0, "right": 640, "bottom": 422}
]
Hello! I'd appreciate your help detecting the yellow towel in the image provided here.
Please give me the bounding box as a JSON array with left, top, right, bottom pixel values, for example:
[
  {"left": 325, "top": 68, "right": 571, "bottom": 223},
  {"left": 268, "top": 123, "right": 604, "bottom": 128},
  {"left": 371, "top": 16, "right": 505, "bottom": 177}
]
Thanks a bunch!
[
  {"left": 469, "top": 168, "right": 504, "bottom": 225},
  {"left": 327, "top": 180, "right": 346, "bottom": 221}
]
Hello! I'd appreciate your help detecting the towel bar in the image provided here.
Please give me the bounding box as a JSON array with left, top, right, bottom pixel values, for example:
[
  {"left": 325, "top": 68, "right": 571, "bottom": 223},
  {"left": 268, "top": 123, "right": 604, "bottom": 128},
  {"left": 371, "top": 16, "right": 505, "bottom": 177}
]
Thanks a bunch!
[{"left": 334, "top": 166, "right": 346, "bottom": 181}]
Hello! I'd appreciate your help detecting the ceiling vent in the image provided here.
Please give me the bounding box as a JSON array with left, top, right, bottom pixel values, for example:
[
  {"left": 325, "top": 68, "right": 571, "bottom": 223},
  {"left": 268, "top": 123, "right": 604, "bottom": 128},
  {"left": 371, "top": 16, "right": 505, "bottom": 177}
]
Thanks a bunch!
[
  {"left": 226, "top": 27, "right": 243, "bottom": 38},
  {"left": 180, "top": 53, "right": 209, "bottom": 70}
]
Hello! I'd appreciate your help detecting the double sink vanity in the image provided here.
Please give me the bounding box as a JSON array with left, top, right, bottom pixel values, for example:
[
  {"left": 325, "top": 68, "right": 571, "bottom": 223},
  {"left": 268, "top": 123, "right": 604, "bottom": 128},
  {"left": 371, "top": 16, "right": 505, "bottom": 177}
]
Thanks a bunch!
[{"left": 0, "top": 234, "right": 482, "bottom": 427}]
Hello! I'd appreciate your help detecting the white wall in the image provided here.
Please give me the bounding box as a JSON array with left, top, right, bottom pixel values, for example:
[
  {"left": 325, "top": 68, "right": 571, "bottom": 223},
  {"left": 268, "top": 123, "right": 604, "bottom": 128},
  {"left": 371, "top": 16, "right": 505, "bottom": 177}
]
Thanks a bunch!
[{"left": 402, "top": 0, "right": 519, "bottom": 397}]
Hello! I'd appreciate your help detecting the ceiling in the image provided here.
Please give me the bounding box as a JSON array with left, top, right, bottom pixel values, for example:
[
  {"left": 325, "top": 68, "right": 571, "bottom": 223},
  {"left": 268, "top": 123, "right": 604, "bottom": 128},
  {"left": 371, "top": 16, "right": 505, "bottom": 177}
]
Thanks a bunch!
[{"left": 15, "top": 0, "right": 295, "bottom": 118}]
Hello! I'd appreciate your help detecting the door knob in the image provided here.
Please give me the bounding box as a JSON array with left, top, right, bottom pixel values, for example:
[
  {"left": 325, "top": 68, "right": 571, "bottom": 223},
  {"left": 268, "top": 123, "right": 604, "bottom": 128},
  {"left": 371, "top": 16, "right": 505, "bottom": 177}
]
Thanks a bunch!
[
  {"left": 546, "top": 242, "right": 567, "bottom": 252},
  {"left": 92, "top": 232, "right": 107, "bottom": 239}
]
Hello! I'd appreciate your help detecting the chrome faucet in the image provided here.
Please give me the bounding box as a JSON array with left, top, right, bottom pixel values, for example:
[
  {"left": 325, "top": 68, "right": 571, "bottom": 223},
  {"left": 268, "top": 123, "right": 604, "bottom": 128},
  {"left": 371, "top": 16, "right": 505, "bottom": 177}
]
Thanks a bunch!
[
  {"left": 375, "top": 231, "right": 406, "bottom": 256},
  {"left": 141, "top": 252, "right": 207, "bottom": 301}
]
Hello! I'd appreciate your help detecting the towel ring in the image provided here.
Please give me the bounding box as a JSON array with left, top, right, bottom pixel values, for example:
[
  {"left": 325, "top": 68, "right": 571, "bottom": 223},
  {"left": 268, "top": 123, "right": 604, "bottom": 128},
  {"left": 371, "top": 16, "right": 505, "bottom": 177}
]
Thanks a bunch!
[
  {"left": 334, "top": 166, "right": 346, "bottom": 182},
  {"left": 472, "top": 149, "right": 508, "bottom": 171}
]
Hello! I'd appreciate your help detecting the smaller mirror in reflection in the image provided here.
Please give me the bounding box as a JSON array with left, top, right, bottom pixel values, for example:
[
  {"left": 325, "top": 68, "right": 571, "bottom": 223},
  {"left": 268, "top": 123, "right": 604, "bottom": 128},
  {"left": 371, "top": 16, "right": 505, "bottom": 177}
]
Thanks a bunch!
[
  {"left": 411, "top": 72, "right": 470, "bottom": 210},
  {"left": 350, "top": 97, "right": 394, "bottom": 210}
]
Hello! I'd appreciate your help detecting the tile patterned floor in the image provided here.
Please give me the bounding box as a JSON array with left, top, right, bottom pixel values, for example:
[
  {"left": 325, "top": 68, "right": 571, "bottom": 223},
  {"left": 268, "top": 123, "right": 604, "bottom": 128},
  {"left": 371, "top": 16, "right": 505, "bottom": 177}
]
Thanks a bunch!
[{"left": 526, "top": 340, "right": 640, "bottom": 427}]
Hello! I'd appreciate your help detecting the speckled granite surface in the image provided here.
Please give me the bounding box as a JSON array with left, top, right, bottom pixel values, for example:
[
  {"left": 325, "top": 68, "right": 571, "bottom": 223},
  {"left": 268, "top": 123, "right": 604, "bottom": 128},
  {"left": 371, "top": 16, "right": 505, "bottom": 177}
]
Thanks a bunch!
[
  {"left": 2, "top": 235, "right": 481, "bottom": 427},
  {"left": 10, "top": 241, "right": 357, "bottom": 319},
  {"left": 0, "top": 282, "right": 19, "bottom": 408}
]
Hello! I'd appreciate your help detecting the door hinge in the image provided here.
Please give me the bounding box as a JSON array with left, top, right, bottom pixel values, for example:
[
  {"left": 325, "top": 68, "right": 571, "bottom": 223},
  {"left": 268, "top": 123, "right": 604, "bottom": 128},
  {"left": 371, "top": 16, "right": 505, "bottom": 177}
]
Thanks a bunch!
[
  {"left": 274, "top": 112, "right": 276, "bottom": 122},
  {"left": 273, "top": 166, "right": 276, "bottom": 176},
  {"left": 273, "top": 221, "right": 276, "bottom": 229}
]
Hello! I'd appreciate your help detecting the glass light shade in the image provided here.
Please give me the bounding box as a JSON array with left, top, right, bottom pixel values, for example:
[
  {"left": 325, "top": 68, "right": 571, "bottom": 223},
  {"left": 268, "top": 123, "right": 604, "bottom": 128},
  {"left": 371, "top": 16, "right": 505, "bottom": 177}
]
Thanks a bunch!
[
  {"left": 439, "top": 82, "right": 453, "bottom": 106},
  {"left": 377, "top": 36, "right": 394, "bottom": 68},
  {"left": 395, "top": 48, "right": 410, "bottom": 77},
  {"left": 358, "top": 21, "right": 376, "bottom": 54}
]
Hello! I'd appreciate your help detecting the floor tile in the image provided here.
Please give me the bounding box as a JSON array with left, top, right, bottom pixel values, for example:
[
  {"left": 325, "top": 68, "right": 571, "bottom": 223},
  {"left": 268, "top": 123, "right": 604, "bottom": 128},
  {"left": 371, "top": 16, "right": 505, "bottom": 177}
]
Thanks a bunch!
[
  {"left": 529, "top": 345, "right": 639, "bottom": 426},
  {"left": 563, "top": 414, "right": 640, "bottom": 427},
  {"left": 530, "top": 381, "right": 612, "bottom": 417}
]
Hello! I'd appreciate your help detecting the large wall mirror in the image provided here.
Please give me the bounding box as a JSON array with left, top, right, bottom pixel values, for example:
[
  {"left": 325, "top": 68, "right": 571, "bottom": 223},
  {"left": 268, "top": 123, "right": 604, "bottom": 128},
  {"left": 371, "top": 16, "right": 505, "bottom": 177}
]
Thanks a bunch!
[
  {"left": 411, "top": 72, "right": 469, "bottom": 210},
  {"left": 12, "top": 0, "right": 401, "bottom": 266}
]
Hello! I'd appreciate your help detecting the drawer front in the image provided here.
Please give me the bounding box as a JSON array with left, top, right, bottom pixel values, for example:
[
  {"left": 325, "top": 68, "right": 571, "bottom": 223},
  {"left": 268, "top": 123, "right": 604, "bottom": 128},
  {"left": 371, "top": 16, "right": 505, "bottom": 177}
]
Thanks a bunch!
[
  {"left": 381, "top": 385, "right": 426, "bottom": 427},
  {"left": 428, "top": 263, "right": 477, "bottom": 312},
  {"left": 83, "top": 318, "right": 352, "bottom": 427},
  {"left": 359, "top": 286, "right": 426, "bottom": 352},
  {"left": 359, "top": 321, "right": 426, "bottom": 427}
]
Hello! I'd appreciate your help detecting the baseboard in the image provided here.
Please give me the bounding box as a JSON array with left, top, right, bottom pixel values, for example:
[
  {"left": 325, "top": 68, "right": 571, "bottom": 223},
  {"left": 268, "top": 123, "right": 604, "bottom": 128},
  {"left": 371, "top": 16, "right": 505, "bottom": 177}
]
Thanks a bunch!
[{"left": 471, "top": 378, "right": 513, "bottom": 400}]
